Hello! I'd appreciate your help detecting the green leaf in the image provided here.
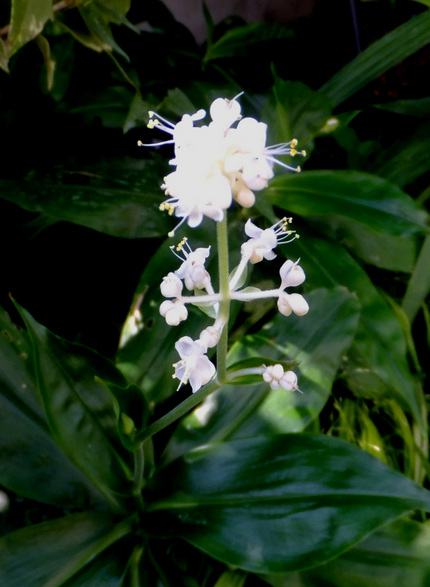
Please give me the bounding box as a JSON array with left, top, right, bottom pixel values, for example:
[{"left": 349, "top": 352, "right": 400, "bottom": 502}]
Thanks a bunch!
[
  {"left": 163, "top": 287, "right": 359, "bottom": 462},
  {"left": 98, "top": 378, "right": 149, "bottom": 451},
  {"left": 35, "top": 34, "right": 55, "bottom": 91},
  {"left": 204, "top": 22, "right": 294, "bottom": 62},
  {"left": 288, "top": 230, "right": 425, "bottom": 428},
  {"left": 267, "top": 170, "right": 429, "bottom": 237},
  {"left": 402, "top": 235, "right": 430, "bottom": 323},
  {"left": 373, "top": 96, "right": 430, "bottom": 117},
  {"left": 0, "top": 159, "right": 170, "bottom": 238},
  {"left": 231, "top": 287, "right": 360, "bottom": 438},
  {"left": 8, "top": 0, "right": 53, "bottom": 57},
  {"left": 18, "top": 304, "right": 133, "bottom": 513},
  {"left": 264, "top": 518, "right": 430, "bottom": 586},
  {"left": 0, "top": 37, "right": 8, "bottom": 72},
  {"left": 145, "top": 434, "right": 430, "bottom": 573},
  {"left": 0, "top": 307, "right": 111, "bottom": 510},
  {"left": 0, "top": 512, "right": 134, "bottom": 587},
  {"left": 369, "top": 121, "right": 430, "bottom": 188},
  {"left": 265, "top": 76, "right": 333, "bottom": 152},
  {"left": 78, "top": 0, "right": 133, "bottom": 60},
  {"left": 320, "top": 10, "right": 430, "bottom": 107}
]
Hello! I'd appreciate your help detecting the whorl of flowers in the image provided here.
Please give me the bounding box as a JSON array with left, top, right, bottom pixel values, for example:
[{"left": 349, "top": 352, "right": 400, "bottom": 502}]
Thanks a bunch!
[
  {"left": 141, "top": 95, "right": 308, "bottom": 393},
  {"left": 139, "top": 95, "right": 305, "bottom": 237}
]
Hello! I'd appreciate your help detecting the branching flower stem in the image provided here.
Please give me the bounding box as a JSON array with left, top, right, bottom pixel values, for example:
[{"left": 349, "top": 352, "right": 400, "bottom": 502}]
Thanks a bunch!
[
  {"left": 216, "top": 215, "right": 230, "bottom": 384},
  {"left": 135, "top": 378, "right": 221, "bottom": 445}
]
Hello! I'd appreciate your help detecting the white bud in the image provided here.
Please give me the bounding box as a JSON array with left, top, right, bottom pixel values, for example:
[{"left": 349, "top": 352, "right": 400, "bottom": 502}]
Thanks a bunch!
[
  {"left": 277, "top": 292, "right": 309, "bottom": 317},
  {"left": 235, "top": 186, "right": 256, "bottom": 208},
  {"left": 160, "top": 272, "right": 183, "bottom": 298},
  {"left": 280, "top": 260, "right": 306, "bottom": 289},
  {"left": 160, "top": 300, "right": 188, "bottom": 326},
  {"left": 262, "top": 364, "right": 298, "bottom": 392},
  {"left": 199, "top": 326, "right": 220, "bottom": 348}
]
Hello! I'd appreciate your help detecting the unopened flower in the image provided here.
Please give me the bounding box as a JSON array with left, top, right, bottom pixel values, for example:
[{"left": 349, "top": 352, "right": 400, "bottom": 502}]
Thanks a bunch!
[
  {"left": 171, "top": 238, "right": 211, "bottom": 290},
  {"left": 241, "top": 218, "right": 297, "bottom": 264},
  {"left": 160, "top": 299, "right": 188, "bottom": 326},
  {"left": 160, "top": 272, "right": 183, "bottom": 298},
  {"left": 199, "top": 325, "right": 220, "bottom": 348},
  {"left": 262, "top": 364, "right": 298, "bottom": 391},
  {"left": 277, "top": 292, "right": 309, "bottom": 317},
  {"left": 279, "top": 259, "right": 306, "bottom": 288},
  {"left": 173, "top": 336, "right": 216, "bottom": 392}
]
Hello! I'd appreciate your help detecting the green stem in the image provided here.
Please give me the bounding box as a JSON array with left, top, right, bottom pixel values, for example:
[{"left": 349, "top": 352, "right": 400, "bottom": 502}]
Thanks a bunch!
[
  {"left": 134, "top": 378, "right": 221, "bottom": 444},
  {"left": 216, "top": 214, "right": 231, "bottom": 383},
  {"left": 132, "top": 444, "right": 145, "bottom": 511}
]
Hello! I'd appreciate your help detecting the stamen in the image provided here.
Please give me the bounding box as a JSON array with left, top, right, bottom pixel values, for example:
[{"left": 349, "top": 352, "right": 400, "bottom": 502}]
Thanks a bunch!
[{"left": 168, "top": 216, "right": 188, "bottom": 238}]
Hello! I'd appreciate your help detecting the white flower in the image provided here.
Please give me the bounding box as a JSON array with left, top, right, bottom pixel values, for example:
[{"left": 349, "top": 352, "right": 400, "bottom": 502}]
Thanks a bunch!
[
  {"left": 142, "top": 96, "right": 305, "bottom": 234},
  {"left": 241, "top": 218, "right": 297, "bottom": 264},
  {"left": 160, "top": 272, "right": 183, "bottom": 298},
  {"left": 279, "top": 259, "right": 306, "bottom": 288},
  {"left": 160, "top": 166, "right": 232, "bottom": 235},
  {"left": 170, "top": 238, "right": 211, "bottom": 290},
  {"left": 173, "top": 336, "right": 216, "bottom": 392},
  {"left": 209, "top": 96, "right": 242, "bottom": 131},
  {"left": 262, "top": 364, "right": 298, "bottom": 391},
  {"left": 225, "top": 117, "right": 305, "bottom": 191},
  {"left": 277, "top": 292, "right": 309, "bottom": 317},
  {"left": 159, "top": 299, "right": 188, "bottom": 326}
]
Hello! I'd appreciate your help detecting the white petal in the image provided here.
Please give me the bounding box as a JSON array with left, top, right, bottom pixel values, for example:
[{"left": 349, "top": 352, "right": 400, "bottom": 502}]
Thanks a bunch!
[
  {"left": 280, "top": 371, "right": 298, "bottom": 391},
  {"left": 287, "top": 293, "right": 309, "bottom": 316},
  {"left": 244, "top": 219, "right": 263, "bottom": 239}
]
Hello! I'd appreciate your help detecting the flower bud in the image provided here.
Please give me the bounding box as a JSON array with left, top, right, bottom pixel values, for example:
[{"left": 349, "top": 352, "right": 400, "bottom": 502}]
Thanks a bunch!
[
  {"left": 160, "top": 300, "right": 188, "bottom": 326},
  {"left": 199, "top": 326, "right": 220, "bottom": 348},
  {"left": 280, "top": 260, "right": 306, "bottom": 289},
  {"left": 277, "top": 292, "right": 309, "bottom": 317},
  {"left": 262, "top": 364, "right": 298, "bottom": 391},
  {"left": 160, "top": 272, "right": 183, "bottom": 298}
]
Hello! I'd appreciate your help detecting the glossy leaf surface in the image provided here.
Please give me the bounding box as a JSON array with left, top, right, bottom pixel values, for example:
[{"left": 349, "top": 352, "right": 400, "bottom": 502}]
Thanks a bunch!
[
  {"left": 0, "top": 512, "right": 133, "bottom": 587},
  {"left": 287, "top": 231, "right": 424, "bottom": 427},
  {"left": 264, "top": 519, "right": 430, "bottom": 587},
  {"left": 8, "top": 0, "right": 53, "bottom": 56},
  {"left": 0, "top": 160, "right": 168, "bottom": 238},
  {"left": 267, "top": 171, "right": 428, "bottom": 237},
  {"left": 0, "top": 307, "right": 109, "bottom": 509},
  {"left": 20, "top": 305, "right": 133, "bottom": 513},
  {"left": 146, "top": 434, "right": 430, "bottom": 573},
  {"left": 320, "top": 10, "right": 430, "bottom": 106}
]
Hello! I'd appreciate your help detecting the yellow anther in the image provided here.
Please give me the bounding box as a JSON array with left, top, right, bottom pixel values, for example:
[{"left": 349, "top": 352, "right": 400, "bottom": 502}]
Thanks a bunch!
[
  {"left": 168, "top": 231, "right": 175, "bottom": 238},
  {"left": 147, "top": 121, "right": 156, "bottom": 129},
  {"left": 291, "top": 139, "right": 298, "bottom": 148},
  {"left": 148, "top": 111, "right": 155, "bottom": 117},
  {"left": 175, "top": 237, "right": 187, "bottom": 251},
  {"left": 137, "top": 140, "right": 143, "bottom": 147},
  {"left": 301, "top": 150, "right": 307, "bottom": 156},
  {"left": 159, "top": 203, "right": 165, "bottom": 211},
  {"left": 296, "top": 166, "right": 301, "bottom": 173},
  {"left": 290, "top": 149, "right": 297, "bottom": 157},
  {"left": 168, "top": 207, "right": 174, "bottom": 216}
]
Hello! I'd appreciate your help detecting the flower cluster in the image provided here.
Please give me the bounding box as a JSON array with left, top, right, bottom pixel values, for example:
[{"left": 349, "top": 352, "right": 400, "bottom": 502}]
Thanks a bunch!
[
  {"left": 159, "top": 218, "right": 308, "bottom": 392},
  {"left": 140, "top": 95, "right": 305, "bottom": 236},
  {"left": 143, "top": 95, "right": 309, "bottom": 394}
]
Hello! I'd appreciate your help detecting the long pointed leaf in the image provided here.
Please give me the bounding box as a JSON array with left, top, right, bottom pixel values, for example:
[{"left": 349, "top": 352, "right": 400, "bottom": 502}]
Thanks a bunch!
[
  {"left": 320, "top": 10, "right": 430, "bottom": 107},
  {"left": 146, "top": 434, "right": 430, "bottom": 573}
]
